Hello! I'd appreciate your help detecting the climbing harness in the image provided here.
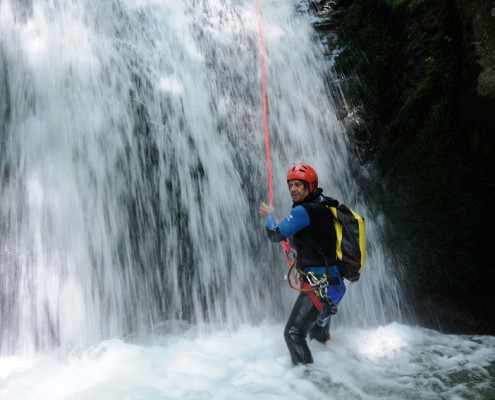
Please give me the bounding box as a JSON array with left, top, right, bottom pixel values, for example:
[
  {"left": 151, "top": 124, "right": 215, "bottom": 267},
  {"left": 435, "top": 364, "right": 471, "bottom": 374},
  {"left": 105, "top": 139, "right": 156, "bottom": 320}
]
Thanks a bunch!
[{"left": 286, "top": 258, "right": 338, "bottom": 314}]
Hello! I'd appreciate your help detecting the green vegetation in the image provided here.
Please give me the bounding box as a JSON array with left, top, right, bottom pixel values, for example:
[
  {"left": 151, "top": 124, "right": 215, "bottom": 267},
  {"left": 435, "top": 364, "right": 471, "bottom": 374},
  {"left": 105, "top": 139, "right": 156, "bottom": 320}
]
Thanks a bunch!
[{"left": 332, "top": 0, "right": 495, "bottom": 333}]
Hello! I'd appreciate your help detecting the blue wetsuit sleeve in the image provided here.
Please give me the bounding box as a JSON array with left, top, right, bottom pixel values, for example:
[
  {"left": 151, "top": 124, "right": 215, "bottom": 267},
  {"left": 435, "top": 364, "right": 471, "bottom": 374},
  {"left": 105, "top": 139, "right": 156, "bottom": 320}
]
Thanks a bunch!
[{"left": 265, "top": 206, "right": 310, "bottom": 242}]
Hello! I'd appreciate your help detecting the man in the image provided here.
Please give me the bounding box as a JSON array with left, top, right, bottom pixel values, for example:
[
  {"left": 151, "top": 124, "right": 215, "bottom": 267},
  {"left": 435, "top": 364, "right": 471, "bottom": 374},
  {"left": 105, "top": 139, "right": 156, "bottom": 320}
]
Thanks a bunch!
[{"left": 260, "top": 164, "right": 346, "bottom": 365}]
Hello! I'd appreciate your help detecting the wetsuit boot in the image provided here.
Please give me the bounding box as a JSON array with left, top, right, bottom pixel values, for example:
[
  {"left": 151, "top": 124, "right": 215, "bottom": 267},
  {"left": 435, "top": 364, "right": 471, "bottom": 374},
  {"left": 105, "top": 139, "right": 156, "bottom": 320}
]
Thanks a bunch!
[{"left": 309, "top": 318, "right": 331, "bottom": 343}]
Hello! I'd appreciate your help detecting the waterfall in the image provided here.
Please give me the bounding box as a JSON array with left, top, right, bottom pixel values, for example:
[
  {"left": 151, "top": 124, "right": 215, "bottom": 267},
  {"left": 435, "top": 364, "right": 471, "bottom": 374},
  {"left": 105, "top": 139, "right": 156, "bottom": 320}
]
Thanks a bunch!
[{"left": 0, "top": 0, "right": 403, "bottom": 356}]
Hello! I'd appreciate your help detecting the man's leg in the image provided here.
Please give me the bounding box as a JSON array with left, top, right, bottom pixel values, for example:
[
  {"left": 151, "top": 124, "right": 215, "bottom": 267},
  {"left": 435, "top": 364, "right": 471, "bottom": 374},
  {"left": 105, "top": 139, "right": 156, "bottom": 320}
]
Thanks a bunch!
[
  {"left": 309, "top": 316, "right": 331, "bottom": 343},
  {"left": 284, "top": 292, "right": 319, "bottom": 365}
]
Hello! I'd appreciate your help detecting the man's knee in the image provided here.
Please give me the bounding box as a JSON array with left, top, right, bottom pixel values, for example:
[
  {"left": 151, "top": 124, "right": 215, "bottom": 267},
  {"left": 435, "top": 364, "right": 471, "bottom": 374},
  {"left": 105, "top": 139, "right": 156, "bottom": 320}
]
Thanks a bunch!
[{"left": 284, "top": 326, "right": 306, "bottom": 345}]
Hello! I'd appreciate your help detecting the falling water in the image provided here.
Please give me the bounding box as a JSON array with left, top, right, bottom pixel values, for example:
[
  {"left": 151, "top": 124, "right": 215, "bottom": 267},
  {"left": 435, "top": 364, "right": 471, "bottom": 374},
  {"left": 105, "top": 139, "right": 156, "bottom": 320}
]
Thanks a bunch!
[{"left": 0, "top": 0, "right": 402, "bottom": 357}]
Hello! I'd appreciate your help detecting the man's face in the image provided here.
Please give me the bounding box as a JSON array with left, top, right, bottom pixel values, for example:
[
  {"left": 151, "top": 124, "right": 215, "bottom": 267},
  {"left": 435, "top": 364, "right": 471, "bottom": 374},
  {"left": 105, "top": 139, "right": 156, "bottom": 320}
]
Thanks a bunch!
[{"left": 288, "top": 179, "right": 309, "bottom": 203}]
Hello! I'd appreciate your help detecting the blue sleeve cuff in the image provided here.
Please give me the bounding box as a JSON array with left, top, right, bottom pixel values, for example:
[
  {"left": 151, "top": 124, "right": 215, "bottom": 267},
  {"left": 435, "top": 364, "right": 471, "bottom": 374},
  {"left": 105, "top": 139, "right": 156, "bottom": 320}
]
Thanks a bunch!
[{"left": 265, "top": 213, "right": 277, "bottom": 230}]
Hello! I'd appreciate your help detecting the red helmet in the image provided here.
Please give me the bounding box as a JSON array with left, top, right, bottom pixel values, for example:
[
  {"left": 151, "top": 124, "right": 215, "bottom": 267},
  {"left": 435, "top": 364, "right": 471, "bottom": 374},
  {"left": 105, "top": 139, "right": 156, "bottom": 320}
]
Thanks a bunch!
[{"left": 287, "top": 164, "right": 318, "bottom": 193}]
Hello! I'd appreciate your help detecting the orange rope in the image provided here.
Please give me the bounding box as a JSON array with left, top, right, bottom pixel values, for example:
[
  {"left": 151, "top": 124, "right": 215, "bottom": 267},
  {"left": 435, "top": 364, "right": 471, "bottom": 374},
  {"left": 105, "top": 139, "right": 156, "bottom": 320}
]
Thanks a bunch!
[
  {"left": 253, "top": 1, "right": 323, "bottom": 312},
  {"left": 254, "top": 0, "right": 273, "bottom": 205}
]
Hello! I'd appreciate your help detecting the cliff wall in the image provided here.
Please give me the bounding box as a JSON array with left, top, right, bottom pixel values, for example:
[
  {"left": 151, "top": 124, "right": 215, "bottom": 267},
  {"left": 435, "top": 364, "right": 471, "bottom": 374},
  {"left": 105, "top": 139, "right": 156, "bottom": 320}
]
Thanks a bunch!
[{"left": 320, "top": 0, "right": 495, "bottom": 334}]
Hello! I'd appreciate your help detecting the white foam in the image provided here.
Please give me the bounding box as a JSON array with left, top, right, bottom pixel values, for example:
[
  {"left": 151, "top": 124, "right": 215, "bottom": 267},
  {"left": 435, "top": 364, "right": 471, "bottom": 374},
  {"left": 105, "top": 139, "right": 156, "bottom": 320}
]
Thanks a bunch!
[{"left": 0, "top": 323, "right": 493, "bottom": 400}]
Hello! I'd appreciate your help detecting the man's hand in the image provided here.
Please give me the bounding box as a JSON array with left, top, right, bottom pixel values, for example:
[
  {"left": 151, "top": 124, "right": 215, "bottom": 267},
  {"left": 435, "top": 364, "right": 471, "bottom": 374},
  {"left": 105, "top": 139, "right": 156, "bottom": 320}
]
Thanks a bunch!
[{"left": 259, "top": 202, "right": 274, "bottom": 218}]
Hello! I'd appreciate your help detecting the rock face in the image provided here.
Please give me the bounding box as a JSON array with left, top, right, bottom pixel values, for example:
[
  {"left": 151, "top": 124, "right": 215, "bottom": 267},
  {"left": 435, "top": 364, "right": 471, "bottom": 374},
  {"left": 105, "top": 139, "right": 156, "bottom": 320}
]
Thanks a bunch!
[
  {"left": 313, "top": 0, "right": 495, "bottom": 334},
  {"left": 456, "top": 0, "right": 495, "bottom": 98}
]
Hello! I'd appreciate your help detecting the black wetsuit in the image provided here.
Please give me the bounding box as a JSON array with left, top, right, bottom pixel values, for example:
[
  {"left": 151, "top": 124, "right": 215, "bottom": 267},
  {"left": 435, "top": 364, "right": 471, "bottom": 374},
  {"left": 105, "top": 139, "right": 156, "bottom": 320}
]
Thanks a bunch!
[{"left": 264, "top": 189, "right": 346, "bottom": 365}]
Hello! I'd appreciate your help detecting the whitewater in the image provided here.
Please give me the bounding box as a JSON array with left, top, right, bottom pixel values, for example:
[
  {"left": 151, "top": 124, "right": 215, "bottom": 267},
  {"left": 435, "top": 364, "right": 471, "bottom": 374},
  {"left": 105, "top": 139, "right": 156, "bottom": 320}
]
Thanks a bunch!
[
  {"left": 1, "top": 323, "right": 495, "bottom": 399},
  {"left": 0, "top": 0, "right": 494, "bottom": 398}
]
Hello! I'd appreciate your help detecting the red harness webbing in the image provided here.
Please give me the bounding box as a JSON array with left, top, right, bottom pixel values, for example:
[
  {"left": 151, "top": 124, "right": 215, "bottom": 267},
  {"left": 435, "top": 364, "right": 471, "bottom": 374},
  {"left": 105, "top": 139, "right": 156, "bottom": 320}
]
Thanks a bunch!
[{"left": 301, "top": 281, "right": 324, "bottom": 311}]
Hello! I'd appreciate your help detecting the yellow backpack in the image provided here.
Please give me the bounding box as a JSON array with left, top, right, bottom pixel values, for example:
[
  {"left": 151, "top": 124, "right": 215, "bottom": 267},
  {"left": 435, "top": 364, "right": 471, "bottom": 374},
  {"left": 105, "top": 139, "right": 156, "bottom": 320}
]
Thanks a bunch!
[{"left": 327, "top": 203, "right": 366, "bottom": 282}]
